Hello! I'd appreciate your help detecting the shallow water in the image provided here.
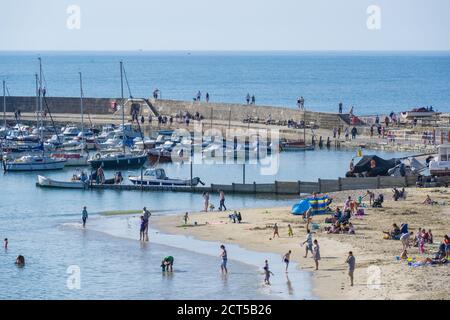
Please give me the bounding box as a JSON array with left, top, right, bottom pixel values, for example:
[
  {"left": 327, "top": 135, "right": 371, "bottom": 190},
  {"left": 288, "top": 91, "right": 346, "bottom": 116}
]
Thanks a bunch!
[{"left": 0, "top": 148, "right": 411, "bottom": 299}]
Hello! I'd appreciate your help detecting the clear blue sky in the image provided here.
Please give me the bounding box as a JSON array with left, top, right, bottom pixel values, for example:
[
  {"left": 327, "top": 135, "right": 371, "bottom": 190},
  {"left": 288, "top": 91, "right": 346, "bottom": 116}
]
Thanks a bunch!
[{"left": 1, "top": 0, "right": 449, "bottom": 51}]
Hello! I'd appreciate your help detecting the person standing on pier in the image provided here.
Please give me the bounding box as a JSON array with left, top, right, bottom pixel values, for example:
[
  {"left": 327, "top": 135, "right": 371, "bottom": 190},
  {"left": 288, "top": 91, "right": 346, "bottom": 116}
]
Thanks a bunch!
[
  {"left": 246, "top": 93, "right": 251, "bottom": 105},
  {"left": 218, "top": 190, "right": 227, "bottom": 211},
  {"left": 82, "top": 206, "right": 88, "bottom": 228},
  {"left": 299, "top": 96, "right": 305, "bottom": 109}
]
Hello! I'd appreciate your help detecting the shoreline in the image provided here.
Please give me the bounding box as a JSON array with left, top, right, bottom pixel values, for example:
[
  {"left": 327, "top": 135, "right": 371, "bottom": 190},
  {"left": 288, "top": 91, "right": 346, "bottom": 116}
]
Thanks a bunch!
[
  {"left": 82, "top": 214, "right": 315, "bottom": 300},
  {"left": 151, "top": 187, "right": 449, "bottom": 300}
]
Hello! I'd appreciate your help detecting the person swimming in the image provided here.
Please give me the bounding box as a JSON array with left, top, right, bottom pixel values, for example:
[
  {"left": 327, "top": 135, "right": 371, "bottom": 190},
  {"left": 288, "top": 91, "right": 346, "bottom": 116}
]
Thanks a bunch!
[{"left": 15, "top": 255, "right": 25, "bottom": 266}]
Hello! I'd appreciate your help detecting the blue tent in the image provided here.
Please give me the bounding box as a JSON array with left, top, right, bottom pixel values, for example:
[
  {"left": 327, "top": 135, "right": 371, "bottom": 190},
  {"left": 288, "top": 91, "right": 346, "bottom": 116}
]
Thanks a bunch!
[{"left": 291, "top": 195, "right": 331, "bottom": 216}]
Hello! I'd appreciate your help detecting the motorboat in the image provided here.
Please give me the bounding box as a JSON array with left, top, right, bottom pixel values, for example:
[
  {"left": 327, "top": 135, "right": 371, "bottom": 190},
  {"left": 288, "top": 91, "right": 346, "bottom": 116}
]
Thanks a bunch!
[
  {"left": 3, "top": 155, "right": 66, "bottom": 171},
  {"left": 62, "top": 126, "right": 81, "bottom": 137},
  {"left": 129, "top": 168, "right": 203, "bottom": 186},
  {"left": 400, "top": 107, "right": 440, "bottom": 120},
  {"left": 429, "top": 144, "right": 450, "bottom": 176}
]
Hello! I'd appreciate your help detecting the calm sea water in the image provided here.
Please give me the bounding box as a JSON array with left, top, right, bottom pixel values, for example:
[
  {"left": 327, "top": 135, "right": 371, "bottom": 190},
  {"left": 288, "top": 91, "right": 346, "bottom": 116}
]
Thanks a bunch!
[
  {"left": 0, "top": 51, "right": 449, "bottom": 114},
  {"left": 0, "top": 149, "right": 411, "bottom": 299}
]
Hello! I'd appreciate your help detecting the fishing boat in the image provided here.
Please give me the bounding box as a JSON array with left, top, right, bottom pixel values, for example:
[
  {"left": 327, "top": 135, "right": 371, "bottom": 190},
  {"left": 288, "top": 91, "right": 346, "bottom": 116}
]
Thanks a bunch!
[
  {"left": 280, "top": 140, "right": 314, "bottom": 151},
  {"left": 3, "top": 155, "right": 66, "bottom": 171},
  {"left": 129, "top": 168, "right": 203, "bottom": 186},
  {"left": 36, "top": 175, "right": 88, "bottom": 189}
]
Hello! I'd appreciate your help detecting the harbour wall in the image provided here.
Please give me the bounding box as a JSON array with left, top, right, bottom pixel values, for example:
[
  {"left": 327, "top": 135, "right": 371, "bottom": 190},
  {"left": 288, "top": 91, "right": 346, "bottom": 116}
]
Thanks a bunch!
[{"left": 5, "top": 96, "right": 348, "bottom": 129}]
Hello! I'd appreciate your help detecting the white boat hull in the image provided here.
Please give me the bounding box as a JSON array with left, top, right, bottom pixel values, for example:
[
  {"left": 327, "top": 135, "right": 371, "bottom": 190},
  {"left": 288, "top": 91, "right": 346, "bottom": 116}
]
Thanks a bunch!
[
  {"left": 4, "top": 159, "right": 66, "bottom": 171},
  {"left": 37, "top": 175, "right": 87, "bottom": 189}
]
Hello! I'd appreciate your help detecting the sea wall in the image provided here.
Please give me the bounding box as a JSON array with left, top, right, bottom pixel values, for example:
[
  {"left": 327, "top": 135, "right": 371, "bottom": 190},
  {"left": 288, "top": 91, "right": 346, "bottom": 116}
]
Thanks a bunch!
[
  {"left": 151, "top": 99, "right": 347, "bottom": 129},
  {"left": 4, "top": 96, "right": 117, "bottom": 115},
  {"left": 4, "top": 96, "right": 347, "bottom": 129}
]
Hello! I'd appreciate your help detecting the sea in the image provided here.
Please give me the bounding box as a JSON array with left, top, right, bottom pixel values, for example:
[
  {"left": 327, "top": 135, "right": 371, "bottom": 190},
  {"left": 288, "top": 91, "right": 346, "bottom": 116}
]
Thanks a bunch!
[
  {"left": 0, "top": 51, "right": 450, "bottom": 115},
  {"left": 0, "top": 51, "right": 444, "bottom": 299}
]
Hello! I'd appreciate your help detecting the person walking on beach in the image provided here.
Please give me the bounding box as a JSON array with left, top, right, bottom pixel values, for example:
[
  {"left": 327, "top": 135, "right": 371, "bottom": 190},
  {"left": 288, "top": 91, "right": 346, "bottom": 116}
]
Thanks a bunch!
[
  {"left": 313, "top": 239, "right": 321, "bottom": 270},
  {"left": 263, "top": 260, "right": 274, "bottom": 285},
  {"left": 218, "top": 190, "right": 227, "bottom": 211},
  {"left": 283, "top": 250, "right": 291, "bottom": 272},
  {"left": 272, "top": 223, "right": 280, "bottom": 239},
  {"left": 203, "top": 192, "right": 210, "bottom": 212},
  {"left": 345, "top": 251, "right": 356, "bottom": 286},
  {"left": 299, "top": 96, "right": 305, "bottom": 109},
  {"left": 205, "top": 92, "right": 210, "bottom": 103},
  {"left": 302, "top": 229, "right": 314, "bottom": 258},
  {"left": 287, "top": 224, "right": 294, "bottom": 237},
  {"left": 219, "top": 245, "right": 228, "bottom": 274},
  {"left": 251, "top": 95, "right": 256, "bottom": 105},
  {"left": 82, "top": 206, "right": 88, "bottom": 228},
  {"left": 183, "top": 212, "right": 189, "bottom": 225},
  {"left": 143, "top": 207, "right": 151, "bottom": 241}
]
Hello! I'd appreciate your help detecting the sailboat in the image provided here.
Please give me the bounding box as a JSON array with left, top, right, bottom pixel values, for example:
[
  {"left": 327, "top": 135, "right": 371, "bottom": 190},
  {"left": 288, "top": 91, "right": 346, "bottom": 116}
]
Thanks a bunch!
[
  {"left": 3, "top": 59, "right": 66, "bottom": 172},
  {"left": 50, "top": 72, "right": 89, "bottom": 166},
  {"left": 88, "top": 61, "right": 147, "bottom": 170}
]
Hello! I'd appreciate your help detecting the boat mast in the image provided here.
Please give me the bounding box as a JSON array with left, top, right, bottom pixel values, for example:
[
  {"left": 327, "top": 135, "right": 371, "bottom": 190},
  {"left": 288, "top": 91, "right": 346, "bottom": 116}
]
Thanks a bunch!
[
  {"left": 79, "top": 72, "right": 84, "bottom": 151},
  {"left": 2, "top": 80, "right": 5, "bottom": 128},
  {"left": 35, "top": 74, "right": 39, "bottom": 126},
  {"left": 38, "top": 57, "right": 43, "bottom": 144},
  {"left": 120, "top": 61, "right": 125, "bottom": 154}
]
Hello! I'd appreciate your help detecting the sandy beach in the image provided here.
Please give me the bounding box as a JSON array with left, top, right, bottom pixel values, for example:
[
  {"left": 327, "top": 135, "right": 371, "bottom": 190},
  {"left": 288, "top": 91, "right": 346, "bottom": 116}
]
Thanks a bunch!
[{"left": 153, "top": 187, "right": 450, "bottom": 300}]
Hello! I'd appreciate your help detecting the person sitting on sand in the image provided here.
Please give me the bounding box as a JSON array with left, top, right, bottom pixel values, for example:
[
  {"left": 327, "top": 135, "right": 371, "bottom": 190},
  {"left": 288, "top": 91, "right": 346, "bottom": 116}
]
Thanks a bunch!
[
  {"left": 372, "top": 194, "right": 384, "bottom": 208},
  {"left": 392, "top": 188, "right": 401, "bottom": 201},
  {"left": 15, "top": 255, "right": 25, "bottom": 266},
  {"left": 347, "top": 222, "right": 355, "bottom": 234},
  {"left": 444, "top": 235, "right": 450, "bottom": 258},
  {"left": 423, "top": 195, "right": 434, "bottom": 205},
  {"left": 383, "top": 223, "right": 401, "bottom": 240}
]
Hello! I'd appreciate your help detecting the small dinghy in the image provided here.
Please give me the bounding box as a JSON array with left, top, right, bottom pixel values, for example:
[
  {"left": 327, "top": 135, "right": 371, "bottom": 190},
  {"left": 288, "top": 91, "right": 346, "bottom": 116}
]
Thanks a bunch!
[
  {"left": 37, "top": 175, "right": 88, "bottom": 189},
  {"left": 129, "top": 168, "right": 204, "bottom": 187}
]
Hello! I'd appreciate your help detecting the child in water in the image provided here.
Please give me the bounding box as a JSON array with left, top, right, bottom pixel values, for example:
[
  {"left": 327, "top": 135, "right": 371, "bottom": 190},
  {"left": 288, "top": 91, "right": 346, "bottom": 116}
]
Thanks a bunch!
[{"left": 263, "top": 260, "right": 274, "bottom": 285}]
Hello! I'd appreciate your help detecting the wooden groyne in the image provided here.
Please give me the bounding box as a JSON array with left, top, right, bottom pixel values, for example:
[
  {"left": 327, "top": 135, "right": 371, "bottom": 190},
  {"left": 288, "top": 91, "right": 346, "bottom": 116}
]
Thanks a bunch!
[{"left": 37, "top": 175, "right": 436, "bottom": 195}]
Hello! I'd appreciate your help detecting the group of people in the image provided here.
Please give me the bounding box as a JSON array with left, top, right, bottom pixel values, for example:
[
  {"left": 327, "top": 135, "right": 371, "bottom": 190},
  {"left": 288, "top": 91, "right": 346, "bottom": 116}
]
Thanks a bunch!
[
  {"left": 245, "top": 93, "right": 256, "bottom": 105},
  {"left": 202, "top": 190, "right": 227, "bottom": 212},
  {"left": 193, "top": 91, "right": 210, "bottom": 103}
]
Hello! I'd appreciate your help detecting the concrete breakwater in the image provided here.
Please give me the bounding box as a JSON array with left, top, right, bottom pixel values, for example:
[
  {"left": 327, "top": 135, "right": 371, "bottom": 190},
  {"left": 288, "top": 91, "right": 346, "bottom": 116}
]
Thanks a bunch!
[{"left": 4, "top": 96, "right": 348, "bottom": 130}]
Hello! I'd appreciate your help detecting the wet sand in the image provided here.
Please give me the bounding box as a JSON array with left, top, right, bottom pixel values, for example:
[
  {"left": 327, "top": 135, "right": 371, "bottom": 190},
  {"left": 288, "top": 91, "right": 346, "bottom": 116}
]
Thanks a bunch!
[{"left": 153, "top": 187, "right": 450, "bottom": 300}]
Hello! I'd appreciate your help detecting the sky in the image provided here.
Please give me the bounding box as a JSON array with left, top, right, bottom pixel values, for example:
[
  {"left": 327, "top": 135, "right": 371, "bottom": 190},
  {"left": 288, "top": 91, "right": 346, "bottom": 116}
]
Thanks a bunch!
[{"left": 0, "top": 0, "right": 449, "bottom": 51}]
